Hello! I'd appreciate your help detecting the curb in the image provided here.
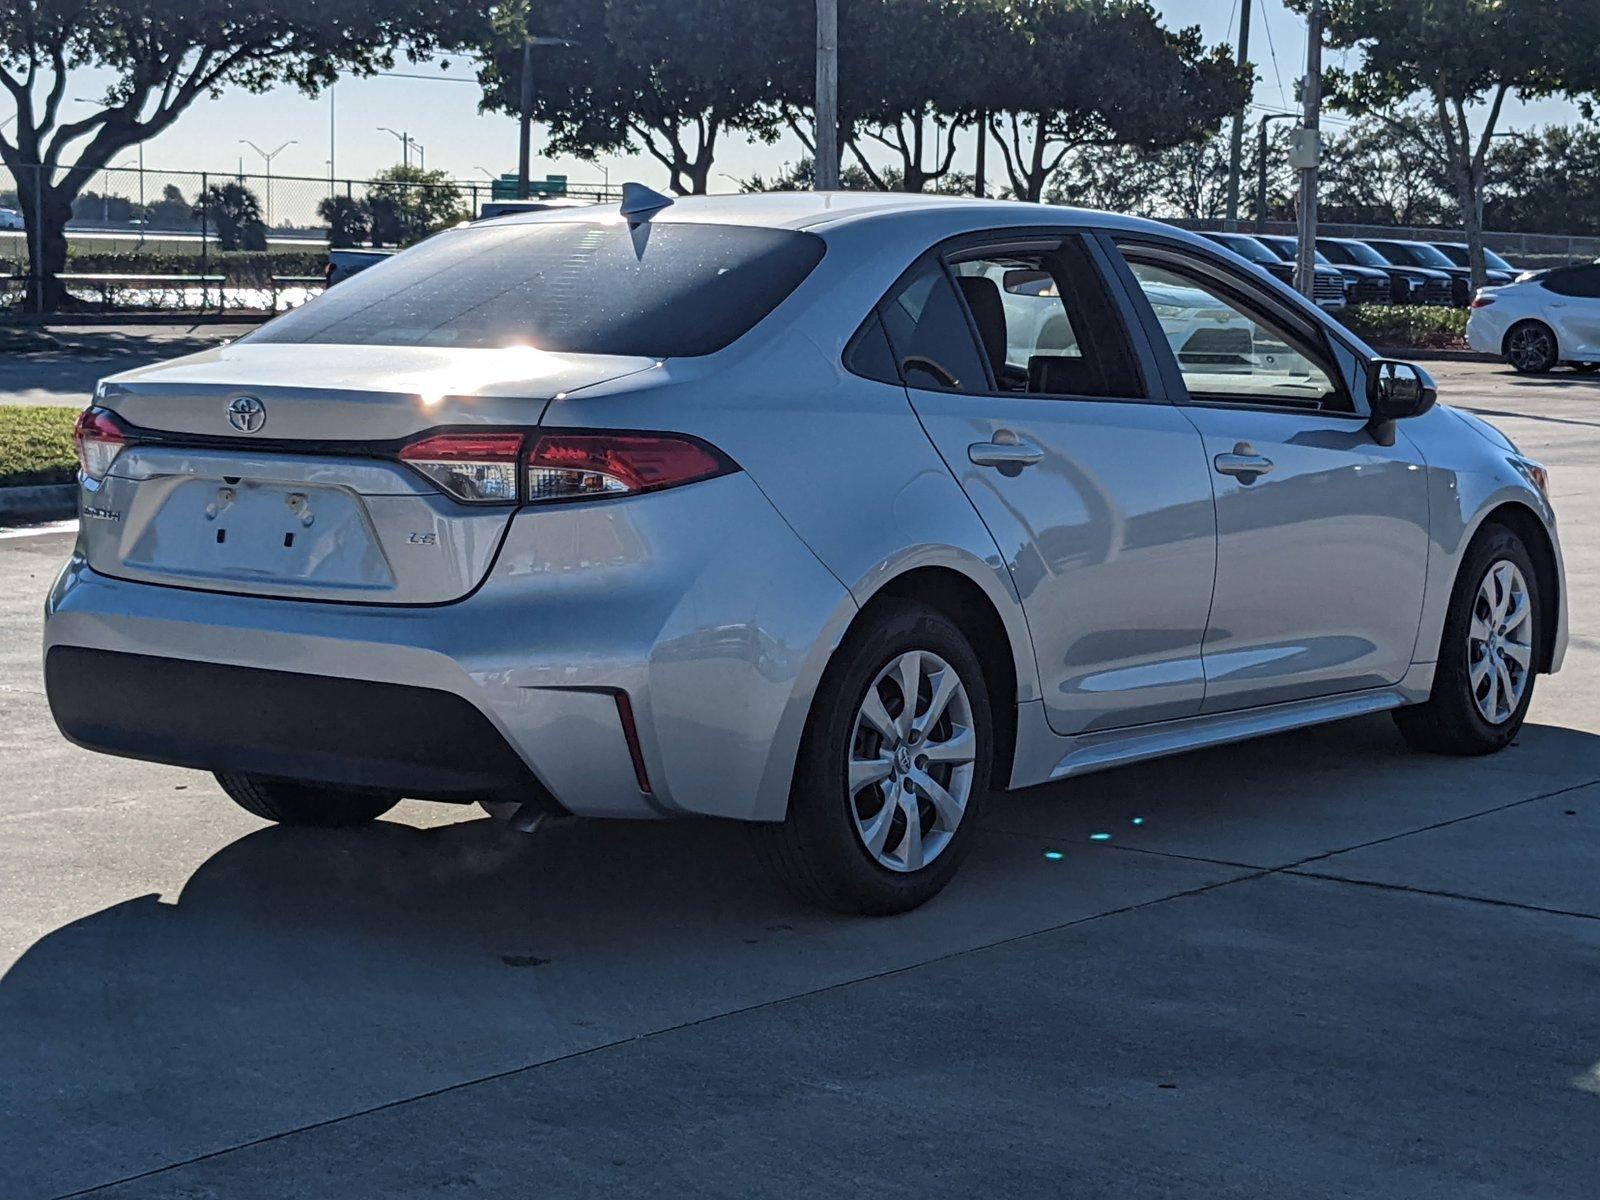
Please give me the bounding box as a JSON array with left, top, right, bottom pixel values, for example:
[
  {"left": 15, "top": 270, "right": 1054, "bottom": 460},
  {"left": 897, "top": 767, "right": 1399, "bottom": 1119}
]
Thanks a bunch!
[
  {"left": 1372, "top": 346, "right": 1499, "bottom": 363},
  {"left": 0, "top": 483, "right": 76, "bottom": 525}
]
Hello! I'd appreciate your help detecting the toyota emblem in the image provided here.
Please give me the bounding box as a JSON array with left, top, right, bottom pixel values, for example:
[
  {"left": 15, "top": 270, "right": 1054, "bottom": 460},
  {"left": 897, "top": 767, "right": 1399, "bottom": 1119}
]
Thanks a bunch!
[{"left": 227, "top": 395, "right": 266, "bottom": 433}]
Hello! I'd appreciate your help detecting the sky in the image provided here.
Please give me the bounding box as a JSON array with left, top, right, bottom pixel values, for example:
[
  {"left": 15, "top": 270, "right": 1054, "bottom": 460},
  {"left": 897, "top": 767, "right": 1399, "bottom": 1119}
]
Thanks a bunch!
[{"left": 13, "top": 0, "right": 1590, "bottom": 196}]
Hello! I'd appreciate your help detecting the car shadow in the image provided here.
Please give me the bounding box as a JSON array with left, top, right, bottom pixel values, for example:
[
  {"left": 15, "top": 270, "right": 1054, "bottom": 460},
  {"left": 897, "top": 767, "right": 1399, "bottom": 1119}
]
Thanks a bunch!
[{"left": 4, "top": 716, "right": 1599, "bottom": 1195}]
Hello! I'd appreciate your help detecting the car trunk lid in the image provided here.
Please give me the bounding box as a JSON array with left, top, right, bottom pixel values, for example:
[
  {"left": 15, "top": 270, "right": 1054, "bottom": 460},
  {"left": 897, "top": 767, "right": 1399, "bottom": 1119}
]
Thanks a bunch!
[{"left": 81, "top": 343, "right": 657, "bottom": 604}]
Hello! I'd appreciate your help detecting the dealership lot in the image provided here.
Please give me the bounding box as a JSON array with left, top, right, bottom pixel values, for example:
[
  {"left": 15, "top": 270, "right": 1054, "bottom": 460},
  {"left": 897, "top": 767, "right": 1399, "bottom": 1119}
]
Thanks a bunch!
[{"left": 2, "top": 359, "right": 1599, "bottom": 1199}]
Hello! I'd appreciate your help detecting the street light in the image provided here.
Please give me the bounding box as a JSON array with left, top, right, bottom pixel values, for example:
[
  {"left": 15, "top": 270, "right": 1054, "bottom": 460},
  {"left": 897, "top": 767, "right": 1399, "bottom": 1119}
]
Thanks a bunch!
[
  {"left": 378, "top": 127, "right": 416, "bottom": 169},
  {"left": 1255, "top": 112, "right": 1299, "bottom": 234},
  {"left": 239, "top": 138, "right": 297, "bottom": 228}
]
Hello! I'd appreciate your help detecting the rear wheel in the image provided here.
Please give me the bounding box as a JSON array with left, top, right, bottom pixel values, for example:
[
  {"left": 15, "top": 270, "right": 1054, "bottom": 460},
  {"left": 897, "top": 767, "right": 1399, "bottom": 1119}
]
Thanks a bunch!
[
  {"left": 752, "top": 601, "right": 991, "bottom": 915},
  {"left": 1394, "top": 526, "right": 1540, "bottom": 755},
  {"left": 215, "top": 772, "right": 400, "bottom": 826},
  {"left": 1505, "top": 321, "right": 1559, "bottom": 374}
]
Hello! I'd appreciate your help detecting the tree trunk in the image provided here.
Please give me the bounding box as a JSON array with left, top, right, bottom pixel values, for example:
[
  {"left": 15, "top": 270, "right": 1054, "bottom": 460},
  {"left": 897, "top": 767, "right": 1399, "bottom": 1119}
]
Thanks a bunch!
[{"left": 14, "top": 172, "right": 71, "bottom": 313}]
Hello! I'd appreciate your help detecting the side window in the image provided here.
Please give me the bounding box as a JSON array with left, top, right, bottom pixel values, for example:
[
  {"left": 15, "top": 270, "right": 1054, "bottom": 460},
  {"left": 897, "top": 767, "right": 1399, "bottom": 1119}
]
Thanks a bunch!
[
  {"left": 1544, "top": 266, "right": 1600, "bottom": 299},
  {"left": 843, "top": 311, "right": 901, "bottom": 384},
  {"left": 1122, "top": 257, "right": 1346, "bottom": 412},
  {"left": 945, "top": 237, "right": 1144, "bottom": 399},
  {"left": 878, "top": 258, "right": 990, "bottom": 391}
]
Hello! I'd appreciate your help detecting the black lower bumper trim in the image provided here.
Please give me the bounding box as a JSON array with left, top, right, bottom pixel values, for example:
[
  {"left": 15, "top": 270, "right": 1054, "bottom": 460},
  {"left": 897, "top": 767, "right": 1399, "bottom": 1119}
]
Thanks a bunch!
[{"left": 45, "top": 646, "right": 563, "bottom": 807}]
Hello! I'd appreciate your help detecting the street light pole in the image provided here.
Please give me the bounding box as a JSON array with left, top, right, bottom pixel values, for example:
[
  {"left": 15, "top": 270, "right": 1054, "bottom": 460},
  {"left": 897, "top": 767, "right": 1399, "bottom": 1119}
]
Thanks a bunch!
[
  {"left": 1223, "top": 0, "right": 1253, "bottom": 229},
  {"left": 239, "top": 139, "right": 297, "bottom": 228},
  {"left": 1294, "top": 0, "right": 1324, "bottom": 299},
  {"left": 815, "top": 0, "right": 839, "bottom": 189},
  {"left": 1256, "top": 112, "right": 1298, "bottom": 233}
]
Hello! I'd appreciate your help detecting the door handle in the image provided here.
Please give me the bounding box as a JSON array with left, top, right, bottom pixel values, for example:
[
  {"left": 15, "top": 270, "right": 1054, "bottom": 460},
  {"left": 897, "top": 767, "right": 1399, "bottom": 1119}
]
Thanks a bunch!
[
  {"left": 969, "top": 431, "right": 1045, "bottom": 470},
  {"left": 1213, "top": 441, "right": 1274, "bottom": 482}
]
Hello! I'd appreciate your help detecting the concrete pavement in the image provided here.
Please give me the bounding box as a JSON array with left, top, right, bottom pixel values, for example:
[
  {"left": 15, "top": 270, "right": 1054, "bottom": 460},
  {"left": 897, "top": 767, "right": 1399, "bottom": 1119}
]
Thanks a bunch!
[
  {"left": 2, "top": 361, "right": 1598, "bottom": 1198},
  {"left": 0, "top": 323, "right": 256, "bottom": 408}
]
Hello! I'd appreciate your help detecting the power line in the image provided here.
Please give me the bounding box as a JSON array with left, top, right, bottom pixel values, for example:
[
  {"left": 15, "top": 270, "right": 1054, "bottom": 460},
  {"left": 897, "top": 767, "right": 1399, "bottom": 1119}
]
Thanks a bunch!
[{"left": 1260, "top": 0, "right": 1288, "bottom": 107}]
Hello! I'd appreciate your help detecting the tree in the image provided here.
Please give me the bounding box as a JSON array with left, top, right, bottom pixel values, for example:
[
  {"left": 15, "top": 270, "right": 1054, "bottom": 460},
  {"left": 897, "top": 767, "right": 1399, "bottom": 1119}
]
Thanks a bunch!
[
  {"left": 0, "top": 0, "right": 481, "bottom": 310},
  {"left": 982, "top": 0, "right": 1248, "bottom": 202},
  {"left": 476, "top": 0, "right": 787, "bottom": 196},
  {"left": 193, "top": 182, "right": 266, "bottom": 250},
  {"left": 1292, "top": 0, "right": 1600, "bottom": 287},
  {"left": 776, "top": 0, "right": 1005, "bottom": 194},
  {"left": 1318, "top": 107, "right": 1453, "bottom": 227},
  {"left": 145, "top": 183, "right": 197, "bottom": 231},
  {"left": 317, "top": 194, "right": 370, "bottom": 248},
  {"left": 1483, "top": 123, "right": 1600, "bottom": 236},
  {"left": 362, "top": 164, "right": 465, "bottom": 246}
]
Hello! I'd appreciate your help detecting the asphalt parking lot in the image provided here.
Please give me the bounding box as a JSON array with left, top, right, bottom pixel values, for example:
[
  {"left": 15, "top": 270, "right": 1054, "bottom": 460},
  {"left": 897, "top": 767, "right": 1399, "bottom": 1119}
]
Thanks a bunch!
[{"left": 2, "top": 359, "right": 1598, "bottom": 1198}]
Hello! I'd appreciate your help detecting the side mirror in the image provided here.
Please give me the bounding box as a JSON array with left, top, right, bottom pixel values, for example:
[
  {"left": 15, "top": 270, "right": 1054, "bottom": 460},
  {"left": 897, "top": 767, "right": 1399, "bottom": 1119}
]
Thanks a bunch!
[{"left": 1369, "top": 358, "right": 1437, "bottom": 418}]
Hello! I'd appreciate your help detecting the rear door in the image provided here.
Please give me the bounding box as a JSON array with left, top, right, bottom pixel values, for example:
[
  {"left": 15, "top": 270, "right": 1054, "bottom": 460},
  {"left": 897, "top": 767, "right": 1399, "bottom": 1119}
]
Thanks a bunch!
[
  {"left": 1112, "top": 238, "right": 1430, "bottom": 711},
  {"left": 1542, "top": 265, "right": 1600, "bottom": 357},
  {"left": 873, "top": 231, "right": 1217, "bottom": 736}
]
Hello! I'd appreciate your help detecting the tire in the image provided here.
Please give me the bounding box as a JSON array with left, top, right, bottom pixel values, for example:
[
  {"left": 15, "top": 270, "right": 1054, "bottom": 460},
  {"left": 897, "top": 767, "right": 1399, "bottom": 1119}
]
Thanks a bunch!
[
  {"left": 752, "top": 601, "right": 992, "bottom": 915},
  {"left": 1504, "top": 321, "right": 1559, "bottom": 374},
  {"left": 1393, "top": 525, "right": 1540, "bottom": 756},
  {"left": 215, "top": 772, "right": 400, "bottom": 827}
]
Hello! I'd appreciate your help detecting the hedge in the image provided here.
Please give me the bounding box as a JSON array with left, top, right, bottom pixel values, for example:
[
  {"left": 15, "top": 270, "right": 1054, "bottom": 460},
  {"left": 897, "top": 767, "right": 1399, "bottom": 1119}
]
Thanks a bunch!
[
  {"left": 1334, "top": 304, "right": 1468, "bottom": 350},
  {"left": 63, "top": 248, "right": 325, "bottom": 286}
]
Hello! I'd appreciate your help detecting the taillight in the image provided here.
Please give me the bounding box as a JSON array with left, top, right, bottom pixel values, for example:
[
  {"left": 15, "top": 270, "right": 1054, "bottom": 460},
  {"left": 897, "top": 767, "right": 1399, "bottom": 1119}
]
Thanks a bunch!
[
  {"left": 1470, "top": 294, "right": 1496, "bottom": 308},
  {"left": 524, "top": 433, "right": 732, "bottom": 503},
  {"left": 73, "top": 407, "right": 129, "bottom": 482},
  {"left": 398, "top": 432, "right": 524, "bottom": 503}
]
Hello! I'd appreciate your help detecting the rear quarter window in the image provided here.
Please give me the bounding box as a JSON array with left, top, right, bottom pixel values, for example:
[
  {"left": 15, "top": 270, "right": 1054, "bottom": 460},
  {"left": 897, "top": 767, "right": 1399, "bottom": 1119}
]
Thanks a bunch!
[{"left": 249, "top": 221, "right": 826, "bottom": 357}]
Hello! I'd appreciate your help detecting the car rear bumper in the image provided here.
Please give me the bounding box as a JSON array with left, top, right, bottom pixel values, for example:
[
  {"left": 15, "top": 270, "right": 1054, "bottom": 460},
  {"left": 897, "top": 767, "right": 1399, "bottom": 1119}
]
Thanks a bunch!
[
  {"left": 43, "top": 472, "right": 856, "bottom": 822},
  {"left": 46, "top": 646, "right": 559, "bottom": 806}
]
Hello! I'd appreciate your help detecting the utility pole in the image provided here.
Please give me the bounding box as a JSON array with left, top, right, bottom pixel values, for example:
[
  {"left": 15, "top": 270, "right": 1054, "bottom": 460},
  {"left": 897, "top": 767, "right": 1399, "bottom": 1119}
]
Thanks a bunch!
[
  {"left": 518, "top": 36, "right": 534, "bottom": 199},
  {"left": 1294, "top": 0, "right": 1323, "bottom": 298},
  {"left": 1223, "top": 0, "right": 1252, "bottom": 229},
  {"left": 815, "top": 0, "right": 839, "bottom": 189},
  {"left": 239, "top": 139, "right": 296, "bottom": 228}
]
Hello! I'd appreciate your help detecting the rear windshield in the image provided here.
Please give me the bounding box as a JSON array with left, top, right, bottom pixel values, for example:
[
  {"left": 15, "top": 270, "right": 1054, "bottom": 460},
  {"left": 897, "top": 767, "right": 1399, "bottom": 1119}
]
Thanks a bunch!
[{"left": 249, "top": 220, "right": 825, "bottom": 357}]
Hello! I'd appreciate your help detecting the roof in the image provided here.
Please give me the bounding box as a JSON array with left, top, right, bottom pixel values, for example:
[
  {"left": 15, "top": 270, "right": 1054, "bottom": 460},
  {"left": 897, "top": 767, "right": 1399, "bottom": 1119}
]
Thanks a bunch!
[{"left": 481, "top": 187, "right": 1186, "bottom": 241}]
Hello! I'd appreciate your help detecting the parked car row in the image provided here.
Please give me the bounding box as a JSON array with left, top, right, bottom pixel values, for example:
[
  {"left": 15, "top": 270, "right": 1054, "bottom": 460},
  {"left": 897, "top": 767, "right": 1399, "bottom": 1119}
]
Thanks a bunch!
[{"left": 1202, "top": 230, "right": 1519, "bottom": 309}]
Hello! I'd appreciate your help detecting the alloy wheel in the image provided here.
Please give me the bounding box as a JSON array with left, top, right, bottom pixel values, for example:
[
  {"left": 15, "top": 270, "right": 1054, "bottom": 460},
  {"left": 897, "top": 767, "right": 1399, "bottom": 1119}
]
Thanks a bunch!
[
  {"left": 1507, "top": 324, "right": 1555, "bottom": 372},
  {"left": 1468, "top": 560, "right": 1534, "bottom": 725},
  {"left": 847, "top": 650, "right": 976, "bottom": 873}
]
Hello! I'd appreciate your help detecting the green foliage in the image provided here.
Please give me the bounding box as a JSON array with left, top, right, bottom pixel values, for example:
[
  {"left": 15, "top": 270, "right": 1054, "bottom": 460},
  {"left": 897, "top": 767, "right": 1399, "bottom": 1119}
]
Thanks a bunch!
[
  {"left": 63, "top": 249, "right": 324, "bottom": 286},
  {"left": 1485, "top": 124, "right": 1600, "bottom": 236},
  {"left": 317, "top": 194, "right": 370, "bottom": 248},
  {"left": 1335, "top": 304, "right": 1468, "bottom": 350},
  {"left": 193, "top": 182, "right": 267, "bottom": 251},
  {"left": 477, "top": 0, "right": 788, "bottom": 195},
  {"left": 0, "top": 0, "right": 487, "bottom": 309},
  {"left": 1287, "top": 0, "right": 1600, "bottom": 284},
  {"left": 363, "top": 164, "right": 465, "bottom": 246},
  {"left": 0, "top": 405, "right": 78, "bottom": 488}
]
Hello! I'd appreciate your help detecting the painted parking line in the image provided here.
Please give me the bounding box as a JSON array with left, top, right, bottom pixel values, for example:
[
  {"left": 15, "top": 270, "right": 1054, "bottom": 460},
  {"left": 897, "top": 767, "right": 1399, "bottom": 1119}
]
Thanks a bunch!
[{"left": 0, "top": 519, "right": 77, "bottom": 540}]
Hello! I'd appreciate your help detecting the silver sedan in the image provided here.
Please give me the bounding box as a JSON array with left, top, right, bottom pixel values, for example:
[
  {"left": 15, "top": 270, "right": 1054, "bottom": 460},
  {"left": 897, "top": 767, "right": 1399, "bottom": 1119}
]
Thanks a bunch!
[{"left": 45, "top": 191, "right": 1566, "bottom": 914}]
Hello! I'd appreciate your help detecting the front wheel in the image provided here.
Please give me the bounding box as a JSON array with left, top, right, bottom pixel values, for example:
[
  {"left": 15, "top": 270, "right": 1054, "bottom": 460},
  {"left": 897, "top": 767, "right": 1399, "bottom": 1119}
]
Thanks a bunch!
[
  {"left": 752, "top": 601, "right": 991, "bottom": 915},
  {"left": 1505, "top": 321, "right": 1559, "bottom": 374},
  {"left": 216, "top": 772, "right": 400, "bottom": 826},
  {"left": 1394, "top": 526, "right": 1540, "bottom": 755}
]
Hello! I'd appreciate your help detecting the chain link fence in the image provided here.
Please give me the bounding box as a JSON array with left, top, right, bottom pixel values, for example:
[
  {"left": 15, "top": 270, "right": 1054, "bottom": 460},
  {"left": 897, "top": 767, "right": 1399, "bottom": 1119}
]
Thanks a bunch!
[{"left": 0, "top": 162, "right": 621, "bottom": 316}]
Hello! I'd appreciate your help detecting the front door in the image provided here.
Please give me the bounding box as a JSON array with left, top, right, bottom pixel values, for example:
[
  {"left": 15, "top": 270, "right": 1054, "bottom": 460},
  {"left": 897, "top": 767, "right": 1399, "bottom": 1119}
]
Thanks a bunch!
[
  {"left": 876, "top": 233, "right": 1217, "bottom": 736},
  {"left": 1116, "top": 246, "right": 1431, "bottom": 711}
]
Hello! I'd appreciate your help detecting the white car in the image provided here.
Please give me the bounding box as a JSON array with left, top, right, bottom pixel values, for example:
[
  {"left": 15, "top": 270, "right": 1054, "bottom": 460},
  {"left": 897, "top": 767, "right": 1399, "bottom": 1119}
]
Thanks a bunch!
[
  {"left": 1468, "top": 262, "right": 1600, "bottom": 374},
  {"left": 0, "top": 207, "right": 24, "bottom": 230}
]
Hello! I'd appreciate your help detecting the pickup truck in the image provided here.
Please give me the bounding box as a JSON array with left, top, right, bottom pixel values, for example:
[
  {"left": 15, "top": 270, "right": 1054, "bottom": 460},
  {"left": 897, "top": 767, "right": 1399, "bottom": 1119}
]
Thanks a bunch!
[{"left": 324, "top": 248, "right": 394, "bottom": 287}]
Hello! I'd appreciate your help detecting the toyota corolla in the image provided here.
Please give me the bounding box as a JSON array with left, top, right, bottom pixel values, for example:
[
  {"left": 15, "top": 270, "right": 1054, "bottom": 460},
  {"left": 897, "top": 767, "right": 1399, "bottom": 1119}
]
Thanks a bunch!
[{"left": 44, "top": 190, "right": 1566, "bottom": 914}]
